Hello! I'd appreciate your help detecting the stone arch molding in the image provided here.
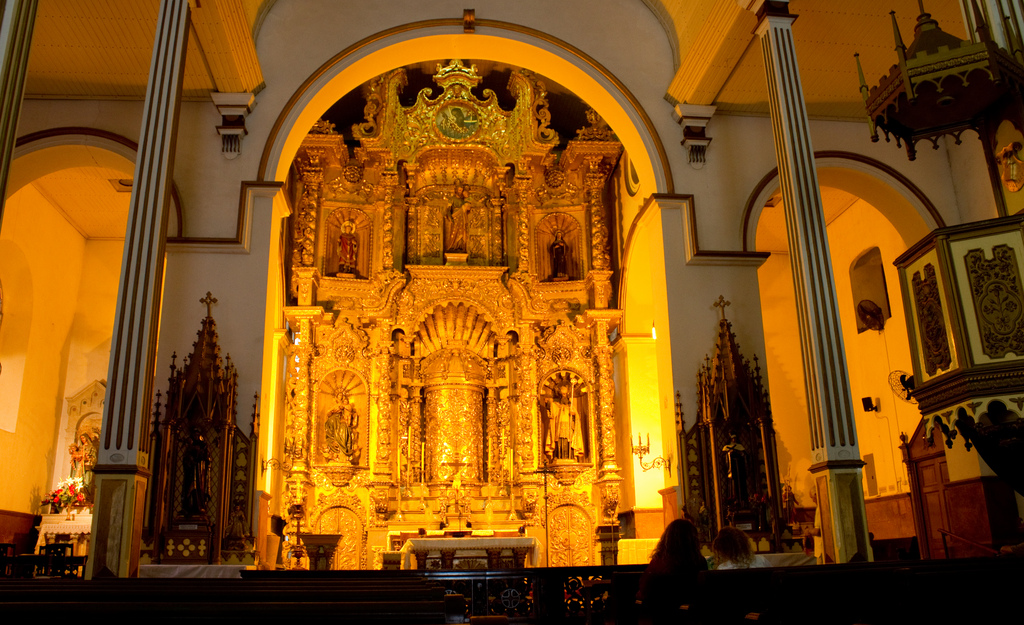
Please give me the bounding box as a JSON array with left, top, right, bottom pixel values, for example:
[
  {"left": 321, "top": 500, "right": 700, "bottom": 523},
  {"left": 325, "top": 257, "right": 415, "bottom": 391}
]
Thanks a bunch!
[
  {"left": 742, "top": 152, "right": 945, "bottom": 252},
  {"left": 258, "top": 23, "right": 673, "bottom": 196},
  {"left": 11, "top": 128, "right": 183, "bottom": 237}
]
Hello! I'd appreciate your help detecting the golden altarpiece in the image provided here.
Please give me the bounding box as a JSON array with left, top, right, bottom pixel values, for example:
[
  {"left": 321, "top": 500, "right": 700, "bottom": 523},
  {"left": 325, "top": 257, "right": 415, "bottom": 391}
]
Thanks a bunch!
[{"left": 281, "top": 61, "right": 624, "bottom": 569}]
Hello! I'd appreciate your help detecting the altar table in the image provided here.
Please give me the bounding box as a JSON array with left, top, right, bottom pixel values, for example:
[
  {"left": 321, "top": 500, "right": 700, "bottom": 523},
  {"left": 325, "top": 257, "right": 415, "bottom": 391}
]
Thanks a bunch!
[
  {"left": 400, "top": 536, "right": 540, "bottom": 570},
  {"left": 35, "top": 513, "right": 92, "bottom": 556}
]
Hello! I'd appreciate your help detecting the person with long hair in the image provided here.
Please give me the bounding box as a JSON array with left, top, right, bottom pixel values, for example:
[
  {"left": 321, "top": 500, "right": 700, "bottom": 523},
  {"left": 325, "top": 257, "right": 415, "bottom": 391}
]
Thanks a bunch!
[
  {"left": 711, "top": 526, "right": 769, "bottom": 569},
  {"left": 638, "top": 519, "right": 707, "bottom": 623}
]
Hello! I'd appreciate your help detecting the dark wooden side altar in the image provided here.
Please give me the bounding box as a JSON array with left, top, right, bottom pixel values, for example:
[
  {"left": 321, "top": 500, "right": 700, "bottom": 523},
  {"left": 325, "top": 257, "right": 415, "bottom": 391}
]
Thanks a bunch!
[
  {"left": 682, "top": 298, "right": 783, "bottom": 549},
  {"left": 142, "top": 294, "right": 259, "bottom": 565}
]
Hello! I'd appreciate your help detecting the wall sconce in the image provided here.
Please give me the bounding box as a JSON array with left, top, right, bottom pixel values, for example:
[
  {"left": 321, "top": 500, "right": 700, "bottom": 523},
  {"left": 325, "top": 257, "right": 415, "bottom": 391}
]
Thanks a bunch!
[
  {"left": 861, "top": 397, "right": 880, "bottom": 412},
  {"left": 261, "top": 457, "right": 290, "bottom": 477},
  {"left": 632, "top": 433, "right": 671, "bottom": 472}
]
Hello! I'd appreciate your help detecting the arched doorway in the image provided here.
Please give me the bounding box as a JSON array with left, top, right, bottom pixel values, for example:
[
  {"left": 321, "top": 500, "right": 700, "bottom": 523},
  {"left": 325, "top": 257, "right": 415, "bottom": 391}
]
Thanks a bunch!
[
  {"left": 0, "top": 131, "right": 149, "bottom": 519},
  {"left": 748, "top": 158, "right": 937, "bottom": 556}
]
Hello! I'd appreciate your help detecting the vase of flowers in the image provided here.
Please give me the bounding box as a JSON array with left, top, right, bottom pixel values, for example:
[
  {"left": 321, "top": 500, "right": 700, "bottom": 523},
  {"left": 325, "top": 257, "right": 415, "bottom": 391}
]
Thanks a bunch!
[{"left": 43, "top": 477, "right": 87, "bottom": 518}]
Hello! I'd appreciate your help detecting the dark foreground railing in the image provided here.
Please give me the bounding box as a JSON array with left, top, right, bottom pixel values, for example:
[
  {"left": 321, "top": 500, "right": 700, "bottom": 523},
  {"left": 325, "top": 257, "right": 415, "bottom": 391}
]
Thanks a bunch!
[{"left": 245, "top": 564, "right": 647, "bottom": 623}]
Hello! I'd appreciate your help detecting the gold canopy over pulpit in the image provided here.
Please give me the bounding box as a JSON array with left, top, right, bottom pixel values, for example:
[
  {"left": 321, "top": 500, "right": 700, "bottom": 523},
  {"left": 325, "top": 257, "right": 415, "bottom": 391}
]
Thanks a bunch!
[{"left": 279, "top": 60, "right": 624, "bottom": 569}]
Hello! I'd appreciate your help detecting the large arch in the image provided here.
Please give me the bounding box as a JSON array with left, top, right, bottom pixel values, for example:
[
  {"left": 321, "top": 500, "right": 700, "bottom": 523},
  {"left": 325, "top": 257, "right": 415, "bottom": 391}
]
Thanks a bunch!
[
  {"left": 741, "top": 151, "right": 943, "bottom": 252},
  {"left": 256, "top": 20, "right": 673, "bottom": 197},
  {"left": 10, "top": 128, "right": 183, "bottom": 237}
]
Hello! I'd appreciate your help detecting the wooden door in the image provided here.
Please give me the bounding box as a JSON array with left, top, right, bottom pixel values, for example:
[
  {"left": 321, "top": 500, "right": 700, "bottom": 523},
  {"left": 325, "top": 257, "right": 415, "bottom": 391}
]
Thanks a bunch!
[{"left": 916, "top": 456, "right": 949, "bottom": 559}]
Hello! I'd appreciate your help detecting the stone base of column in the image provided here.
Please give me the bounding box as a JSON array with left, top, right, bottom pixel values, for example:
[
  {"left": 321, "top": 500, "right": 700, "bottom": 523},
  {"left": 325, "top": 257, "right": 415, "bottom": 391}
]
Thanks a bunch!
[
  {"left": 86, "top": 466, "right": 150, "bottom": 578},
  {"left": 809, "top": 459, "right": 871, "bottom": 564}
]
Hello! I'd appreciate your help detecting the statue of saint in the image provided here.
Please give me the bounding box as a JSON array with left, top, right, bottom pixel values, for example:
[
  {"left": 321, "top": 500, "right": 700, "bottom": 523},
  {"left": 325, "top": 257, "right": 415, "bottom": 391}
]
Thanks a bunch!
[
  {"left": 78, "top": 431, "right": 98, "bottom": 495},
  {"left": 550, "top": 230, "right": 568, "bottom": 280},
  {"left": 324, "top": 391, "right": 359, "bottom": 462},
  {"left": 182, "top": 433, "right": 211, "bottom": 517},
  {"left": 722, "top": 433, "right": 749, "bottom": 503},
  {"left": 68, "top": 443, "right": 85, "bottom": 480},
  {"left": 545, "top": 383, "right": 584, "bottom": 461},
  {"left": 337, "top": 220, "right": 358, "bottom": 276},
  {"left": 445, "top": 185, "right": 469, "bottom": 253}
]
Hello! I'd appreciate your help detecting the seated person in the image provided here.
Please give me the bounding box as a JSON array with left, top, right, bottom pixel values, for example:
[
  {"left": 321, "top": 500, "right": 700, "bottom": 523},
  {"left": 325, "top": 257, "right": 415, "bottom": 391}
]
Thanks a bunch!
[
  {"left": 711, "top": 526, "right": 769, "bottom": 569},
  {"left": 637, "top": 519, "right": 707, "bottom": 624}
]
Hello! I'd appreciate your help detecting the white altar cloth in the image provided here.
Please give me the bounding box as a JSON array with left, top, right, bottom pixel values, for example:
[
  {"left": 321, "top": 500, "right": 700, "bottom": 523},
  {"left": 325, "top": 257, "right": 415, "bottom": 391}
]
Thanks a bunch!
[{"left": 399, "top": 536, "right": 540, "bottom": 569}]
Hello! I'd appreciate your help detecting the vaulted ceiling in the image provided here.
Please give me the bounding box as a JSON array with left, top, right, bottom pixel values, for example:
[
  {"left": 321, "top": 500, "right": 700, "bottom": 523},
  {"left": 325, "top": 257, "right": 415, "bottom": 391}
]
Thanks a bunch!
[{"left": 24, "top": 0, "right": 969, "bottom": 119}]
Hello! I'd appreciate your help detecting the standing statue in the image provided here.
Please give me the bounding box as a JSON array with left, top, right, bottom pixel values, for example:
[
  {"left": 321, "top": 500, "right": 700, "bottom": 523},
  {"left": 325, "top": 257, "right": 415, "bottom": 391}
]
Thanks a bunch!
[
  {"left": 78, "top": 432, "right": 98, "bottom": 496},
  {"left": 324, "top": 391, "right": 359, "bottom": 463},
  {"left": 722, "top": 433, "right": 749, "bottom": 503},
  {"left": 545, "top": 383, "right": 584, "bottom": 461},
  {"left": 550, "top": 230, "right": 569, "bottom": 280},
  {"left": 182, "top": 433, "right": 211, "bottom": 517},
  {"left": 337, "top": 220, "right": 358, "bottom": 275},
  {"left": 68, "top": 443, "right": 85, "bottom": 480},
  {"left": 445, "top": 184, "right": 469, "bottom": 253}
]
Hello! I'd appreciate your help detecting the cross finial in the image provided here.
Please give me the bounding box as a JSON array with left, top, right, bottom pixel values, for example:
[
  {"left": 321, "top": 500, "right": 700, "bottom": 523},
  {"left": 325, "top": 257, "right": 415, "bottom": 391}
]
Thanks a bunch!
[
  {"left": 200, "top": 291, "right": 218, "bottom": 318},
  {"left": 713, "top": 295, "right": 731, "bottom": 320}
]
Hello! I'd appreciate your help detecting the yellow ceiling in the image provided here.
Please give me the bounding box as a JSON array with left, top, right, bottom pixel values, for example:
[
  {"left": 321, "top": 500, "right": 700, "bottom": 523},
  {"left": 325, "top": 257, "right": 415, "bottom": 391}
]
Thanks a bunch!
[
  {"left": 22, "top": 0, "right": 970, "bottom": 114},
  {"left": 30, "top": 166, "right": 131, "bottom": 240}
]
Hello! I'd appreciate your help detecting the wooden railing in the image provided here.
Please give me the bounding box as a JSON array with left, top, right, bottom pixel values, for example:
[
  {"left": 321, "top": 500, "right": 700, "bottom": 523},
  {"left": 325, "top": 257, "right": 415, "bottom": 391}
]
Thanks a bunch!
[{"left": 938, "top": 528, "right": 999, "bottom": 558}]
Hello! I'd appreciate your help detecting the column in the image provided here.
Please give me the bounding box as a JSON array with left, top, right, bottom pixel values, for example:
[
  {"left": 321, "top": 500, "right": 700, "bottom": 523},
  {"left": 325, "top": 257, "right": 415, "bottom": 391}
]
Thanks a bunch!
[
  {"left": 88, "top": 0, "right": 190, "bottom": 578},
  {"left": 0, "top": 0, "right": 38, "bottom": 215},
  {"left": 744, "top": 0, "right": 871, "bottom": 563}
]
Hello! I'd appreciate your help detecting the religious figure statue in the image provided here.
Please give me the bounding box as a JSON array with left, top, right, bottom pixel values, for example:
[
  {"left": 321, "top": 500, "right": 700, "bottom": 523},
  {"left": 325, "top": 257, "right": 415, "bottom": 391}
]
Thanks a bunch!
[
  {"left": 224, "top": 504, "right": 250, "bottom": 551},
  {"left": 182, "top": 433, "right": 211, "bottom": 517},
  {"left": 68, "top": 443, "right": 85, "bottom": 480},
  {"left": 336, "top": 220, "right": 358, "bottom": 276},
  {"left": 545, "top": 383, "right": 584, "bottom": 461},
  {"left": 550, "top": 230, "right": 568, "bottom": 280},
  {"left": 722, "top": 433, "right": 749, "bottom": 503},
  {"left": 324, "top": 391, "right": 359, "bottom": 463},
  {"left": 445, "top": 184, "right": 469, "bottom": 253},
  {"left": 78, "top": 431, "right": 98, "bottom": 496}
]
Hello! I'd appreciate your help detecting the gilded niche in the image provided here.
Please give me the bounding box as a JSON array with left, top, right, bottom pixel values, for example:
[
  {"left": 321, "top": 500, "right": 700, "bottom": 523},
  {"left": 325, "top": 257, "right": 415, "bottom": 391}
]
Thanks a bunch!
[{"left": 965, "top": 244, "right": 1024, "bottom": 358}]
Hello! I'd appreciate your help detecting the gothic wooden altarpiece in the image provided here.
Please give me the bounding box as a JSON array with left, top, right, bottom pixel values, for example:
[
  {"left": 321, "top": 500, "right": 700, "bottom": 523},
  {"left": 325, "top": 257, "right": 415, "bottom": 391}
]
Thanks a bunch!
[
  {"left": 280, "top": 60, "right": 624, "bottom": 569},
  {"left": 682, "top": 298, "right": 783, "bottom": 549}
]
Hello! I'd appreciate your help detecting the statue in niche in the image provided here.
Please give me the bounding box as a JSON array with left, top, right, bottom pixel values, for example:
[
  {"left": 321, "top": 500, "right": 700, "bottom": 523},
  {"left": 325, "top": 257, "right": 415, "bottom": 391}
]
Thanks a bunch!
[
  {"left": 550, "top": 230, "right": 569, "bottom": 281},
  {"left": 182, "top": 433, "right": 211, "bottom": 517},
  {"left": 336, "top": 220, "right": 359, "bottom": 276},
  {"left": 77, "top": 430, "right": 98, "bottom": 495},
  {"left": 324, "top": 389, "right": 360, "bottom": 463},
  {"left": 545, "top": 382, "right": 584, "bottom": 461},
  {"left": 445, "top": 184, "right": 469, "bottom": 253},
  {"left": 722, "top": 433, "right": 749, "bottom": 503}
]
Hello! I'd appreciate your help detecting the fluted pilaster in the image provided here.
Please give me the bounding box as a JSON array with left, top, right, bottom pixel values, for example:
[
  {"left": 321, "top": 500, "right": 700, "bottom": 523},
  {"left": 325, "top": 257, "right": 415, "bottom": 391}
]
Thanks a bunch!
[
  {"left": 750, "top": 0, "right": 871, "bottom": 563},
  {"left": 0, "top": 0, "right": 38, "bottom": 213},
  {"left": 89, "top": 0, "right": 190, "bottom": 578}
]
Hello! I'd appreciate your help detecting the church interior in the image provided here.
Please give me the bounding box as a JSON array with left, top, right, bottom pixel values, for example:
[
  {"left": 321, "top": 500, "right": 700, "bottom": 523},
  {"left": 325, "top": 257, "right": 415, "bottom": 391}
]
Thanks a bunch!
[{"left": 1, "top": 0, "right": 1023, "bottom": 621}]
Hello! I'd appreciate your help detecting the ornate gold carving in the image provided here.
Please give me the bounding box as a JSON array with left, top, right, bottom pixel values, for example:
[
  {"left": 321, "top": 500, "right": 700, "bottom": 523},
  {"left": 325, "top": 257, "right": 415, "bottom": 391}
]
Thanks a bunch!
[
  {"left": 548, "top": 505, "right": 592, "bottom": 566},
  {"left": 965, "top": 245, "right": 1024, "bottom": 358},
  {"left": 282, "top": 61, "right": 628, "bottom": 568},
  {"left": 575, "top": 108, "right": 615, "bottom": 142},
  {"left": 912, "top": 263, "right": 953, "bottom": 375}
]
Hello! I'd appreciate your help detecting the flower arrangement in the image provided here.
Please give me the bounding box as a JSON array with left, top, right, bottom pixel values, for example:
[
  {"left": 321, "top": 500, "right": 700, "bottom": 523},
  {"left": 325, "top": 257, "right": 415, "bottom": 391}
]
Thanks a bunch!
[{"left": 43, "top": 477, "right": 87, "bottom": 512}]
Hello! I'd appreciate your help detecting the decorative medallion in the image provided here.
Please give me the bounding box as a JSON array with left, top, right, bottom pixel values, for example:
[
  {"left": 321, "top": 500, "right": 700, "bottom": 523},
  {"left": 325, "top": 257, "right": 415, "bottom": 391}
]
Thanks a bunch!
[
  {"left": 436, "top": 102, "right": 480, "bottom": 140},
  {"left": 912, "top": 263, "right": 953, "bottom": 374},
  {"left": 965, "top": 244, "right": 1024, "bottom": 358}
]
